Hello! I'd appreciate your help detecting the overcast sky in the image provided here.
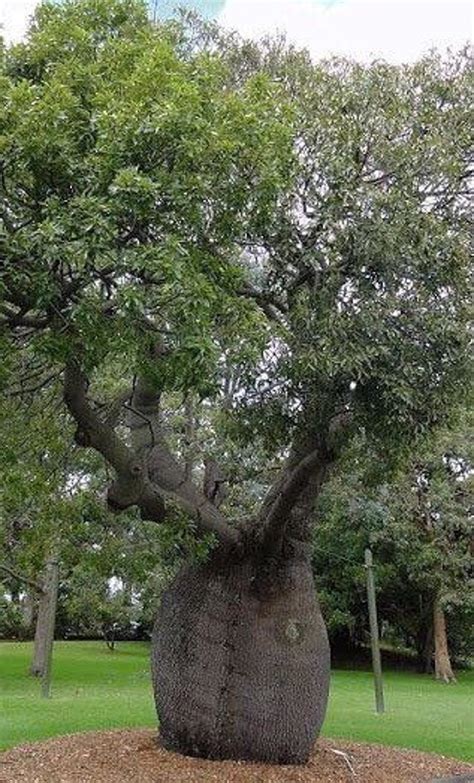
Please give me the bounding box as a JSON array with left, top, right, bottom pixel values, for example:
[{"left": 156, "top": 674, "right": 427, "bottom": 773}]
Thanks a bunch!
[{"left": 1, "top": 0, "right": 472, "bottom": 62}]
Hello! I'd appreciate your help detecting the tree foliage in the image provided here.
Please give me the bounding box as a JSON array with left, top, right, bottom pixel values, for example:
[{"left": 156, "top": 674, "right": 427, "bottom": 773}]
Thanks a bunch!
[
  {"left": 313, "top": 409, "right": 473, "bottom": 664},
  {"left": 0, "top": 0, "right": 471, "bottom": 652}
]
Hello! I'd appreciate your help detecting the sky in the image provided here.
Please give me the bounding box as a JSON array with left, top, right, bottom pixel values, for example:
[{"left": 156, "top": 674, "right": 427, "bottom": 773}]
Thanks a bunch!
[{"left": 1, "top": 0, "right": 472, "bottom": 62}]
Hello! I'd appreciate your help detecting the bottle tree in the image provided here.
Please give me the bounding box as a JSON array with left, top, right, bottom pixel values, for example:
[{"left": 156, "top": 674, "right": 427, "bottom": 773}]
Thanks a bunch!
[{"left": 0, "top": 0, "right": 471, "bottom": 764}]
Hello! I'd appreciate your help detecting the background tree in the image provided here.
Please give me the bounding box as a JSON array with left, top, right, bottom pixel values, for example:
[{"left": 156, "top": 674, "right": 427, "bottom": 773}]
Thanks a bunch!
[
  {"left": 0, "top": 0, "right": 471, "bottom": 764},
  {"left": 312, "top": 409, "right": 473, "bottom": 679},
  {"left": 378, "top": 409, "right": 473, "bottom": 682},
  {"left": 0, "top": 391, "right": 73, "bottom": 674}
]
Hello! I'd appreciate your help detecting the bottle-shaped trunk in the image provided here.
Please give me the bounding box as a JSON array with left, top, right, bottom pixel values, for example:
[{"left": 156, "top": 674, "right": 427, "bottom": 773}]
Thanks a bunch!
[
  {"left": 152, "top": 547, "right": 330, "bottom": 764},
  {"left": 433, "top": 599, "right": 456, "bottom": 683}
]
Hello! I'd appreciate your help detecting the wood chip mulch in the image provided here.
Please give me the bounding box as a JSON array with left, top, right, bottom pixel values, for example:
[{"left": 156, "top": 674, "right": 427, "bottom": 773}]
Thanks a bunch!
[{"left": 0, "top": 729, "right": 472, "bottom": 783}]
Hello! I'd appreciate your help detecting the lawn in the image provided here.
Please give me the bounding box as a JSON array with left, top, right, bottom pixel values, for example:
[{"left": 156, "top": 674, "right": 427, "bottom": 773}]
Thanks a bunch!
[{"left": 1, "top": 641, "right": 473, "bottom": 761}]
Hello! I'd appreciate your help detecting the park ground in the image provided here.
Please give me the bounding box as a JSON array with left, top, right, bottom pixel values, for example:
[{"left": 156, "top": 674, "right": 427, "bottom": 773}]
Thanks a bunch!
[{"left": 0, "top": 641, "right": 473, "bottom": 762}]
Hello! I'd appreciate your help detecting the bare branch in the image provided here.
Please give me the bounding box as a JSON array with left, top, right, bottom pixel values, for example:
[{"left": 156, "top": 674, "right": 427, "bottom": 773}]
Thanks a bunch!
[
  {"left": 0, "top": 303, "right": 50, "bottom": 329},
  {"left": 6, "top": 373, "right": 59, "bottom": 398},
  {"left": 237, "top": 283, "right": 288, "bottom": 325}
]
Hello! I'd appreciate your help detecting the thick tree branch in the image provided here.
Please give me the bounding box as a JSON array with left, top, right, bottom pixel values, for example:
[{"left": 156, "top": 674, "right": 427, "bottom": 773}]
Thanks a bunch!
[
  {"left": 203, "top": 457, "right": 228, "bottom": 509},
  {"left": 128, "top": 374, "right": 239, "bottom": 545},
  {"left": 0, "top": 303, "right": 50, "bottom": 329},
  {"left": 6, "top": 373, "right": 59, "bottom": 398},
  {"left": 237, "top": 283, "right": 288, "bottom": 325},
  {"left": 260, "top": 446, "right": 330, "bottom": 556},
  {"left": 63, "top": 359, "right": 166, "bottom": 523},
  {"left": 259, "top": 410, "right": 352, "bottom": 555},
  {"left": 64, "top": 358, "right": 238, "bottom": 545},
  {"left": 183, "top": 393, "right": 196, "bottom": 482}
]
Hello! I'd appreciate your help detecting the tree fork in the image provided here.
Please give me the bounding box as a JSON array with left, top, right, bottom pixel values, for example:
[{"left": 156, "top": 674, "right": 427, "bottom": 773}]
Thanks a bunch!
[{"left": 64, "top": 359, "right": 238, "bottom": 545}]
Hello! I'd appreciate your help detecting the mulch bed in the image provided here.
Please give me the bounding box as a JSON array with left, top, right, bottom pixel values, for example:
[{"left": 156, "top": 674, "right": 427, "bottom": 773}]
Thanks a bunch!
[{"left": 0, "top": 729, "right": 472, "bottom": 783}]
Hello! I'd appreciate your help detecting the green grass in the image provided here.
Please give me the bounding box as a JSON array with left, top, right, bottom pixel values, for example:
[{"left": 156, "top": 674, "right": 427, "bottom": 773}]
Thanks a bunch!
[
  {"left": 325, "top": 668, "right": 473, "bottom": 762},
  {"left": 1, "top": 641, "right": 473, "bottom": 761},
  {"left": 0, "top": 642, "right": 156, "bottom": 751}
]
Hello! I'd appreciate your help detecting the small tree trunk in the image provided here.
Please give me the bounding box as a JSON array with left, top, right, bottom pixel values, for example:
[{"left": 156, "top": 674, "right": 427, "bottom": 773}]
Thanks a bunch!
[
  {"left": 30, "top": 588, "right": 50, "bottom": 676},
  {"left": 415, "top": 616, "right": 434, "bottom": 674},
  {"left": 433, "top": 599, "right": 456, "bottom": 683},
  {"left": 103, "top": 625, "right": 116, "bottom": 651},
  {"left": 30, "top": 560, "right": 59, "bottom": 678},
  {"left": 152, "top": 544, "right": 330, "bottom": 764}
]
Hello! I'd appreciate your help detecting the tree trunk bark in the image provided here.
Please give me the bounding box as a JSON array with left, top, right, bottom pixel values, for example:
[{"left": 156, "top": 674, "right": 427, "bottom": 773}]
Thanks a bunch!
[
  {"left": 152, "top": 543, "right": 330, "bottom": 764},
  {"left": 30, "top": 588, "right": 49, "bottom": 676},
  {"left": 433, "top": 600, "right": 456, "bottom": 683},
  {"left": 30, "top": 561, "right": 59, "bottom": 678}
]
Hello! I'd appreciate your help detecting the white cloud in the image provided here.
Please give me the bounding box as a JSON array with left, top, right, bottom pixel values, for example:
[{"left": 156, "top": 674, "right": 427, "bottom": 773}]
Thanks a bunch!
[
  {"left": 1, "top": 0, "right": 38, "bottom": 44},
  {"left": 220, "top": 0, "right": 473, "bottom": 63}
]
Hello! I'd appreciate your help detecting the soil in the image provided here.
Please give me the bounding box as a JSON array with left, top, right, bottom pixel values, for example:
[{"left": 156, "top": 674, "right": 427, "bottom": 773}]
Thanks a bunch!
[{"left": 0, "top": 729, "right": 472, "bottom": 783}]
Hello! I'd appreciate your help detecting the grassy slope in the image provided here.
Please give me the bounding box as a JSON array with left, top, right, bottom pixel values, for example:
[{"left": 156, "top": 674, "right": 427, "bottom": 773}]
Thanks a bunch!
[{"left": 1, "top": 641, "right": 472, "bottom": 761}]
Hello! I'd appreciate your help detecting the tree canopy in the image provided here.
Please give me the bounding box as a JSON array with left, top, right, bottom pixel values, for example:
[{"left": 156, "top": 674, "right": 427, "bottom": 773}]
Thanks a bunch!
[{"left": 1, "top": 0, "right": 471, "bottom": 559}]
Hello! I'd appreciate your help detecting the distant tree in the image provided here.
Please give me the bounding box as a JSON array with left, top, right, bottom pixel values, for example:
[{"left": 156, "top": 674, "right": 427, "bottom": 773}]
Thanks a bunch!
[
  {"left": 0, "top": 0, "right": 471, "bottom": 763},
  {"left": 313, "top": 410, "right": 473, "bottom": 679},
  {"left": 0, "top": 394, "right": 71, "bottom": 673},
  {"left": 379, "top": 410, "right": 473, "bottom": 682}
]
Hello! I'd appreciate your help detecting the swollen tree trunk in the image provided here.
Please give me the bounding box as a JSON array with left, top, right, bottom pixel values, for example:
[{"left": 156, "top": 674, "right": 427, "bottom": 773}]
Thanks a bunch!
[
  {"left": 433, "top": 599, "right": 456, "bottom": 683},
  {"left": 152, "top": 542, "right": 330, "bottom": 764}
]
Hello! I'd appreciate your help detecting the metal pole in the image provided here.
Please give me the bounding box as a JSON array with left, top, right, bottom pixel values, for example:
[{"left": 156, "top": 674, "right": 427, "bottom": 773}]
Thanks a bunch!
[
  {"left": 41, "top": 557, "right": 59, "bottom": 699},
  {"left": 364, "top": 548, "right": 385, "bottom": 714}
]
